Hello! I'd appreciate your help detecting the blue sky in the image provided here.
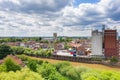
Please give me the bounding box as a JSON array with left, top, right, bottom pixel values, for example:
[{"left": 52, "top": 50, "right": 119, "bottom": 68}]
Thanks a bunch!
[
  {"left": 74, "top": 0, "right": 100, "bottom": 6},
  {"left": 0, "top": 0, "right": 120, "bottom": 37}
]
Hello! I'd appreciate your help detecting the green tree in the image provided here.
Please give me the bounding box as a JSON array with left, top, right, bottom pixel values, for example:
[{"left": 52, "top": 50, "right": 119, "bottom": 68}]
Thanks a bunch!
[
  {"left": 37, "top": 62, "right": 68, "bottom": 80},
  {"left": 27, "top": 59, "right": 38, "bottom": 72},
  {"left": 0, "top": 44, "right": 12, "bottom": 59},
  {"left": 12, "top": 46, "right": 25, "bottom": 54}
]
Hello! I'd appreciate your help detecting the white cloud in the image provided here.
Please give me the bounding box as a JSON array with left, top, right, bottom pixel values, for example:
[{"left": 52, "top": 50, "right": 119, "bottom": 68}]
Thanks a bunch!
[{"left": 0, "top": 0, "right": 120, "bottom": 37}]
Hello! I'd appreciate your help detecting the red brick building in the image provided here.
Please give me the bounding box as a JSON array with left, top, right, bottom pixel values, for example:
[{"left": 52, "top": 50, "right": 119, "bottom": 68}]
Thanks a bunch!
[{"left": 104, "top": 30, "right": 118, "bottom": 58}]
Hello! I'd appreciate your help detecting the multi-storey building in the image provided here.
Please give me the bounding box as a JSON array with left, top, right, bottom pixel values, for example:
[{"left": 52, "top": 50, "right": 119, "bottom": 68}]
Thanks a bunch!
[
  {"left": 91, "top": 30, "right": 103, "bottom": 57},
  {"left": 104, "top": 29, "right": 118, "bottom": 58}
]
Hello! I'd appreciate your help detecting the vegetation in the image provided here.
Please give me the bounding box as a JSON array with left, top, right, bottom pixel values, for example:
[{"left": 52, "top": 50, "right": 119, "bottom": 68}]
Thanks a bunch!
[
  {"left": 37, "top": 62, "right": 68, "bottom": 80},
  {"left": 0, "top": 44, "right": 12, "bottom": 59},
  {"left": 0, "top": 56, "right": 21, "bottom": 72},
  {"left": 0, "top": 68, "right": 44, "bottom": 80},
  {"left": 0, "top": 54, "right": 120, "bottom": 80},
  {"left": 0, "top": 37, "right": 42, "bottom": 43},
  {"left": 23, "top": 48, "right": 53, "bottom": 57},
  {"left": 12, "top": 46, "right": 25, "bottom": 54},
  {"left": 110, "top": 56, "right": 119, "bottom": 64},
  {"left": 4, "top": 56, "right": 21, "bottom": 72}
]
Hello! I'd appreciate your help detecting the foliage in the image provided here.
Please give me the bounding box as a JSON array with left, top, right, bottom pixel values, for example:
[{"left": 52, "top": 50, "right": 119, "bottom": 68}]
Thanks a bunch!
[
  {"left": 0, "top": 68, "right": 44, "bottom": 80},
  {"left": 37, "top": 62, "right": 68, "bottom": 80},
  {"left": 1, "top": 55, "right": 120, "bottom": 80},
  {"left": 54, "top": 61, "right": 70, "bottom": 71},
  {"left": 0, "top": 64, "right": 6, "bottom": 72},
  {"left": 80, "top": 68, "right": 120, "bottom": 80},
  {"left": 17, "top": 55, "right": 28, "bottom": 61},
  {"left": 24, "top": 48, "right": 35, "bottom": 56},
  {"left": 54, "top": 62, "right": 81, "bottom": 80},
  {"left": 12, "top": 46, "right": 25, "bottom": 54},
  {"left": 0, "top": 44, "right": 12, "bottom": 59},
  {"left": 33, "top": 49, "right": 52, "bottom": 57},
  {"left": 17, "top": 55, "right": 43, "bottom": 65},
  {"left": 17, "top": 55, "right": 43, "bottom": 72},
  {"left": 27, "top": 59, "right": 38, "bottom": 72},
  {"left": 110, "top": 56, "right": 118, "bottom": 64},
  {"left": 4, "top": 56, "right": 21, "bottom": 72},
  {"left": 22, "top": 47, "right": 53, "bottom": 57},
  {"left": 0, "top": 37, "right": 42, "bottom": 43}
]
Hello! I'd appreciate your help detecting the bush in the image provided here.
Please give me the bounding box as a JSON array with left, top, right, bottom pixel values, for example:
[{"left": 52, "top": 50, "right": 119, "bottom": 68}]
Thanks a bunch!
[
  {"left": 17, "top": 55, "right": 28, "bottom": 61},
  {"left": 4, "top": 57, "right": 21, "bottom": 72},
  {"left": 54, "top": 62, "right": 81, "bottom": 80},
  {"left": 110, "top": 56, "right": 118, "bottom": 64},
  {"left": 24, "top": 48, "right": 35, "bottom": 56},
  {"left": 54, "top": 61, "right": 70, "bottom": 71},
  {"left": 37, "top": 62, "right": 56, "bottom": 79}
]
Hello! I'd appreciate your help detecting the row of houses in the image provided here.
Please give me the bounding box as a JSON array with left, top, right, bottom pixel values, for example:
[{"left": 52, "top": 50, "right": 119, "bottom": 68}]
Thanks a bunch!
[{"left": 5, "top": 41, "right": 65, "bottom": 50}]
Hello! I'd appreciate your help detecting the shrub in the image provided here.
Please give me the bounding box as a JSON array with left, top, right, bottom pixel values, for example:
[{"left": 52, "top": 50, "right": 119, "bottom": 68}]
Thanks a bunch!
[
  {"left": 110, "top": 56, "right": 118, "bottom": 64},
  {"left": 4, "top": 57, "right": 21, "bottom": 72},
  {"left": 37, "top": 62, "right": 56, "bottom": 79},
  {"left": 17, "top": 55, "right": 28, "bottom": 61},
  {"left": 27, "top": 59, "right": 38, "bottom": 72},
  {"left": 54, "top": 62, "right": 81, "bottom": 80},
  {"left": 54, "top": 61, "right": 70, "bottom": 71}
]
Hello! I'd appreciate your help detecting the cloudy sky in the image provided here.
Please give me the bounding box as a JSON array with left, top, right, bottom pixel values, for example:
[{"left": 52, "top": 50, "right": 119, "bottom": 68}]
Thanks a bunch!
[{"left": 0, "top": 0, "right": 120, "bottom": 37}]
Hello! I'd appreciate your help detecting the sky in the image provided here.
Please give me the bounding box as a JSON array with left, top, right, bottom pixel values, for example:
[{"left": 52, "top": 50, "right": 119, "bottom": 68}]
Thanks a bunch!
[{"left": 0, "top": 0, "right": 120, "bottom": 37}]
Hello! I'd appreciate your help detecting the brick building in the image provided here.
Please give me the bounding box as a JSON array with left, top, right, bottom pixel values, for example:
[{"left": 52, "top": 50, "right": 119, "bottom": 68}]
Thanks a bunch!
[{"left": 104, "top": 30, "right": 118, "bottom": 58}]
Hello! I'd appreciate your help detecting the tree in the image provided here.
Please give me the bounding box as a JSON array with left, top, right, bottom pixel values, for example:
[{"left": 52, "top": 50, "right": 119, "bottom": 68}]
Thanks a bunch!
[
  {"left": 0, "top": 44, "right": 12, "bottom": 59},
  {"left": 37, "top": 62, "right": 68, "bottom": 80},
  {"left": 12, "top": 46, "right": 25, "bottom": 54},
  {"left": 27, "top": 59, "right": 38, "bottom": 72}
]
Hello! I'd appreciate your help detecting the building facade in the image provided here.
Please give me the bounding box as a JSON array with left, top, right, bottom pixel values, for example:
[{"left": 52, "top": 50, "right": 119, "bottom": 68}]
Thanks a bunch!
[
  {"left": 104, "top": 30, "right": 118, "bottom": 58},
  {"left": 91, "top": 30, "right": 103, "bottom": 56},
  {"left": 53, "top": 33, "right": 57, "bottom": 41}
]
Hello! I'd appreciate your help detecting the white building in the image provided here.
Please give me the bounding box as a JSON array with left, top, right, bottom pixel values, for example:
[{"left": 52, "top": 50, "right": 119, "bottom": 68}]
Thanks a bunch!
[{"left": 91, "top": 30, "right": 104, "bottom": 57}]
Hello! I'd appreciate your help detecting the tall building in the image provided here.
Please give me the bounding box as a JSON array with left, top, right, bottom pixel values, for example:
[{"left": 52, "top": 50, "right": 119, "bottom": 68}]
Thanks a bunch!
[
  {"left": 92, "top": 30, "right": 103, "bottom": 56},
  {"left": 53, "top": 33, "right": 57, "bottom": 50},
  {"left": 53, "top": 33, "right": 57, "bottom": 41},
  {"left": 104, "top": 30, "right": 118, "bottom": 58}
]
